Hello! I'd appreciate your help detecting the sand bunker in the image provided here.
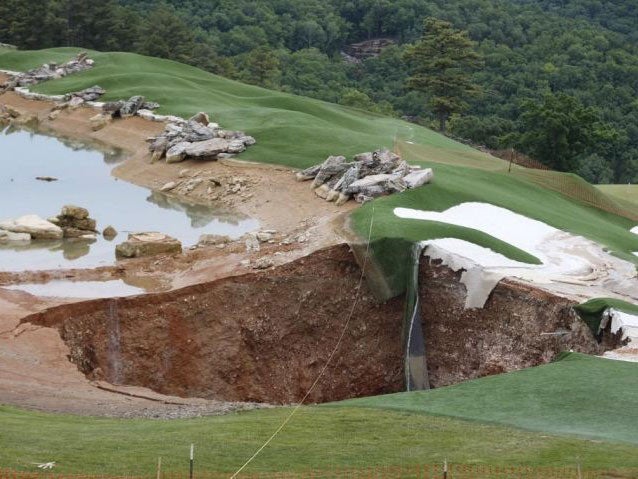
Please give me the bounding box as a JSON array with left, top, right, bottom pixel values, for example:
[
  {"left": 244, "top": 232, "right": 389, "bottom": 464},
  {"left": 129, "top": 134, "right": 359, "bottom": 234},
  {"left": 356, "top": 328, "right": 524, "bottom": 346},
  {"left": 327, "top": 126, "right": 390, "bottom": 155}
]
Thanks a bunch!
[{"left": 394, "top": 203, "right": 638, "bottom": 310}]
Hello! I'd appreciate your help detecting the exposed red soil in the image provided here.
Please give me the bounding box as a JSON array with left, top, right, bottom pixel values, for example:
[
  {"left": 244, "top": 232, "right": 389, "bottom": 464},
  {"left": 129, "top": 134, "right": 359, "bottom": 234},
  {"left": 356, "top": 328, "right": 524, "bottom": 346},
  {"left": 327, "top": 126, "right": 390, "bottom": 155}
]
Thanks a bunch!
[
  {"left": 418, "top": 258, "right": 605, "bottom": 387},
  {"left": 21, "top": 245, "right": 611, "bottom": 406}
]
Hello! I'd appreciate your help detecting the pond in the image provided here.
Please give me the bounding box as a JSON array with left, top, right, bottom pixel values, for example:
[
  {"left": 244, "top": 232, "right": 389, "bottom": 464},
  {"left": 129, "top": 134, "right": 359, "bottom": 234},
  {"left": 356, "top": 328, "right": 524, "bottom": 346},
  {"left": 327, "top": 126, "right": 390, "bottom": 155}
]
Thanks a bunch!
[
  {"left": 0, "top": 126, "right": 258, "bottom": 272},
  {"left": 2, "top": 279, "right": 147, "bottom": 298}
]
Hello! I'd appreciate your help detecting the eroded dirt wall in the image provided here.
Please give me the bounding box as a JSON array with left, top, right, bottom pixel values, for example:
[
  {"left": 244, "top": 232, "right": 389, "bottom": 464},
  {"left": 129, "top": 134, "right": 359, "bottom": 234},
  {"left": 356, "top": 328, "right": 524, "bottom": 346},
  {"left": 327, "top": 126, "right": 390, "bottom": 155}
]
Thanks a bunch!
[
  {"left": 23, "top": 245, "right": 606, "bottom": 404},
  {"left": 419, "top": 257, "right": 603, "bottom": 387},
  {"left": 24, "top": 245, "right": 405, "bottom": 403}
]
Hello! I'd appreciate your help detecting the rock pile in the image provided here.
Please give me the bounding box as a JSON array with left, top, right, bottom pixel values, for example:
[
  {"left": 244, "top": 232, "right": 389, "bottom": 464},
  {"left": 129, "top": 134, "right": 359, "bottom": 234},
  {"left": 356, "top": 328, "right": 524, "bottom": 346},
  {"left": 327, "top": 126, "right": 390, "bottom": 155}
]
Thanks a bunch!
[
  {"left": 103, "top": 95, "right": 160, "bottom": 118},
  {"left": 48, "top": 205, "right": 98, "bottom": 239},
  {"left": 0, "top": 205, "right": 100, "bottom": 243},
  {"left": 296, "top": 149, "right": 433, "bottom": 205},
  {"left": 0, "top": 52, "right": 94, "bottom": 92},
  {"left": 147, "top": 112, "right": 256, "bottom": 163},
  {"left": 115, "top": 232, "right": 182, "bottom": 259}
]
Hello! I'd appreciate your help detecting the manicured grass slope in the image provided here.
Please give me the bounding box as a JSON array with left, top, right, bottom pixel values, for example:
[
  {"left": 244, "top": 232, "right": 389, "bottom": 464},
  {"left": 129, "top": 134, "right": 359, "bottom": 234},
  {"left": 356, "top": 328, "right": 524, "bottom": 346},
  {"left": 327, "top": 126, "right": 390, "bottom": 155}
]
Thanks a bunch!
[
  {"left": 2, "top": 48, "right": 636, "bottom": 277},
  {"left": 1, "top": 400, "right": 638, "bottom": 474},
  {"left": 597, "top": 184, "right": 638, "bottom": 209},
  {"left": 0, "top": 47, "right": 472, "bottom": 170},
  {"left": 340, "top": 353, "right": 638, "bottom": 445}
]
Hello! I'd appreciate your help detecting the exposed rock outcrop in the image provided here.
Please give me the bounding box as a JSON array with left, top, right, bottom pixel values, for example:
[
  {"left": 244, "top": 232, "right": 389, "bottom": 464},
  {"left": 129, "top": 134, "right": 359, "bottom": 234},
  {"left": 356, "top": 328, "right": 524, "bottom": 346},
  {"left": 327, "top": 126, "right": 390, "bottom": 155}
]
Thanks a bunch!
[{"left": 297, "top": 149, "right": 433, "bottom": 204}]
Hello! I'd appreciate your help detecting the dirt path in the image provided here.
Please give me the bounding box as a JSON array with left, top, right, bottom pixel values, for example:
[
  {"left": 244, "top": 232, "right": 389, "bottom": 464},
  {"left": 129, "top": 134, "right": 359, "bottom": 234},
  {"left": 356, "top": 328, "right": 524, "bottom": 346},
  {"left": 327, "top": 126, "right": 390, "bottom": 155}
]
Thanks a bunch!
[{"left": 0, "top": 90, "right": 355, "bottom": 416}]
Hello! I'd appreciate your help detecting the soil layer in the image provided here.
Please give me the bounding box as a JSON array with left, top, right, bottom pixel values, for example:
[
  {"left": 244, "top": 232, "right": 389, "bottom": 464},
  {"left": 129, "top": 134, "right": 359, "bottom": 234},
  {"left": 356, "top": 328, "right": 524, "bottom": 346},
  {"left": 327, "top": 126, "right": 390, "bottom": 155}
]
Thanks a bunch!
[{"left": 22, "top": 245, "right": 609, "bottom": 405}]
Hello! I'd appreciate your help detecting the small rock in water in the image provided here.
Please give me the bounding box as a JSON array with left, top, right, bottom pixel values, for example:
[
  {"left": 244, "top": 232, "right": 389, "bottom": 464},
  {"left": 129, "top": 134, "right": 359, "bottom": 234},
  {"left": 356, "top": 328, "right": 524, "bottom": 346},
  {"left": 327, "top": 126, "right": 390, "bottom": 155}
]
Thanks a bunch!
[
  {"left": 0, "top": 229, "right": 31, "bottom": 243},
  {"left": 35, "top": 176, "right": 58, "bottom": 182},
  {"left": 115, "top": 232, "right": 182, "bottom": 259},
  {"left": 102, "top": 225, "right": 118, "bottom": 240}
]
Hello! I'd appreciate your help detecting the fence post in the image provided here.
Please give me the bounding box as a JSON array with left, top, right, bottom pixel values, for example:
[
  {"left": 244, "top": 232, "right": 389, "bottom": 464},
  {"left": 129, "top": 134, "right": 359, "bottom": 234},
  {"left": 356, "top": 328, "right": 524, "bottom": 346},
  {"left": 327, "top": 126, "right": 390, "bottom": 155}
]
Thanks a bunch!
[
  {"left": 442, "top": 460, "right": 447, "bottom": 479},
  {"left": 156, "top": 457, "right": 161, "bottom": 479},
  {"left": 577, "top": 462, "right": 582, "bottom": 479},
  {"left": 189, "top": 444, "right": 194, "bottom": 479}
]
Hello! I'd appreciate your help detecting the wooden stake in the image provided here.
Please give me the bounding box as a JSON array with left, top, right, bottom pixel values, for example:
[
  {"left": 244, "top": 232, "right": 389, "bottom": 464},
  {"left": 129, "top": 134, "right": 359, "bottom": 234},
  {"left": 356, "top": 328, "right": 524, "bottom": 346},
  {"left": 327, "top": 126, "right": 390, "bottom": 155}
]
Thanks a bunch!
[
  {"left": 189, "top": 444, "right": 194, "bottom": 479},
  {"left": 156, "top": 457, "right": 162, "bottom": 479}
]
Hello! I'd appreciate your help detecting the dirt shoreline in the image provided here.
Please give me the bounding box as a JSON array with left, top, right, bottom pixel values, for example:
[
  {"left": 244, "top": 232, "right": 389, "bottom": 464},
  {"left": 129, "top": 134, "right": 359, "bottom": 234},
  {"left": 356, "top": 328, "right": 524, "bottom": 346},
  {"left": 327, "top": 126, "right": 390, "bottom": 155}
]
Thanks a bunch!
[{"left": 0, "top": 88, "right": 356, "bottom": 417}]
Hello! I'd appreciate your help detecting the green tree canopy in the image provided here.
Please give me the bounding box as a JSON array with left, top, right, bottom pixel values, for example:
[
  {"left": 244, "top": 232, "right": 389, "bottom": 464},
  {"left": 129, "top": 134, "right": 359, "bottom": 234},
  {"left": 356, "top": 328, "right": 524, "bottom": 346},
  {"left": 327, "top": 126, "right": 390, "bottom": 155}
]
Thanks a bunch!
[
  {"left": 513, "top": 93, "right": 619, "bottom": 172},
  {"left": 404, "top": 17, "right": 483, "bottom": 132}
]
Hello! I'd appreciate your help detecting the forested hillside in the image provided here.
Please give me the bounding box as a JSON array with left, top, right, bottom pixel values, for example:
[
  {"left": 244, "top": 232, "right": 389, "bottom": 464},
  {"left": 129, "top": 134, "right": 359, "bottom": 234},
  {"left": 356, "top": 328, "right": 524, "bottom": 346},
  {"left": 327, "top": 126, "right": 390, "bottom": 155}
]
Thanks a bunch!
[{"left": 1, "top": 0, "right": 637, "bottom": 183}]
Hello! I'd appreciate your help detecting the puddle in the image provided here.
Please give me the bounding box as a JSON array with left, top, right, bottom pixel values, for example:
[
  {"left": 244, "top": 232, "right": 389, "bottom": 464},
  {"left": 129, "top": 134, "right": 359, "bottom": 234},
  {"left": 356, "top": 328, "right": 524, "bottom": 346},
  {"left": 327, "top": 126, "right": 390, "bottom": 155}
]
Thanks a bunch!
[
  {"left": 0, "top": 127, "right": 259, "bottom": 271},
  {"left": 2, "top": 279, "right": 146, "bottom": 298}
]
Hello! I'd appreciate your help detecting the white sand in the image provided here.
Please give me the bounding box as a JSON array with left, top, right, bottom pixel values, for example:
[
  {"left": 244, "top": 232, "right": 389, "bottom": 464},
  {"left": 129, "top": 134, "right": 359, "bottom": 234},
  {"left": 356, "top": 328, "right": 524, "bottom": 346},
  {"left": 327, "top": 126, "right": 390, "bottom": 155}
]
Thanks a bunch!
[
  {"left": 394, "top": 202, "right": 638, "bottom": 309},
  {"left": 631, "top": 225, "right": 638, "bottom": 235}
]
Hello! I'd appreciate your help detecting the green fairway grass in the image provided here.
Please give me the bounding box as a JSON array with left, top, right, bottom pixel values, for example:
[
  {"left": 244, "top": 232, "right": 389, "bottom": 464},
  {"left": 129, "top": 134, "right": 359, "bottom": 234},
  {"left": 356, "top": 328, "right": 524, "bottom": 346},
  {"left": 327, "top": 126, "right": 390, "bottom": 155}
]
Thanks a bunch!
[
  {"left": 339, "top": 353, "right": 638, "bottom": 445},
  {"left": 1, "top": 47, "right": 636, "bottom": 296},
  {"left": 350, "top": 160, "right": 638, "bottom": 296},
  {"left": 597, "top": 184, "right": 638, "bottom": 209},
  {"left": 1, "top": 399, "right": 638, "bottom": 475}
]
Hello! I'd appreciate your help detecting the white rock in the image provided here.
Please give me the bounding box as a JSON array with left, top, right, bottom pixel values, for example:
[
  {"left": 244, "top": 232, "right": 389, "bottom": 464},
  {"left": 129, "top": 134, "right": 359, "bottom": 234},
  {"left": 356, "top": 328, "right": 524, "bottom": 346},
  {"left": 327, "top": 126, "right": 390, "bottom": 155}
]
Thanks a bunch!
[
  {"left": 0, "top": 229, "right": 31, "bottom": 243},
  {"left": 0, "top": 215, "right": 63, "bottom": 239},
  {"left": 403, "top": 168, "right": 434, "bottom": 188}
]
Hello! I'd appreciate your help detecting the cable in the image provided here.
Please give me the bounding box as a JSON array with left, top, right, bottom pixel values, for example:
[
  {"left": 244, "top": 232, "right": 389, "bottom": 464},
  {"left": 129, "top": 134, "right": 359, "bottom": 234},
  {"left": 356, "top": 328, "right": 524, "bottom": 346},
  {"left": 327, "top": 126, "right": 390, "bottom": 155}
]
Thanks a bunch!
[{"left": 230, "top": 205, "right": 376, "bottom": 478}]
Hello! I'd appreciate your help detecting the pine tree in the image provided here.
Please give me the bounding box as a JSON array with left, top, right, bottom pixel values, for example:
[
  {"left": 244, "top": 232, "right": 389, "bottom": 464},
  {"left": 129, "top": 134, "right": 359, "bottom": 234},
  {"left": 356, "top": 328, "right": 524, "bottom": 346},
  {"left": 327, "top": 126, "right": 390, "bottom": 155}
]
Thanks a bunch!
[{"left": 404, "top": 17, "right": 482, "bottom": 133}]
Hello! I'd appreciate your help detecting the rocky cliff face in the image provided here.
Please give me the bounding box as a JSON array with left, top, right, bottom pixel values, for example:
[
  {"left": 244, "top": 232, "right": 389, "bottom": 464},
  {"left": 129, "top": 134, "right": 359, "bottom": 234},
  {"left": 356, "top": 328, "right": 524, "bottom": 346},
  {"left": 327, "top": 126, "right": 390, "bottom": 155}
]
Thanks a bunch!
[{"left": 23, "top": 245, "right": 608, "bottom": 404}]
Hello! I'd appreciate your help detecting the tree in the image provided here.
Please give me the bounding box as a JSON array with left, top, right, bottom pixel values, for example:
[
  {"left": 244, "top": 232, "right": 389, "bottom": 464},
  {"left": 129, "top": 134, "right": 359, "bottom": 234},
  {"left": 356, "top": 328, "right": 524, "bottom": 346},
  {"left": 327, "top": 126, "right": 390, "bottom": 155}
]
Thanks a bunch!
[
  {"left": 404, "top": 17, "right": 482, "bottom": 133},
  {"left": 237, "top": 46, "right": 281, "bottom": 88},
  {"left": 513, "top": 93, "right": 619, "bottom": 172}
]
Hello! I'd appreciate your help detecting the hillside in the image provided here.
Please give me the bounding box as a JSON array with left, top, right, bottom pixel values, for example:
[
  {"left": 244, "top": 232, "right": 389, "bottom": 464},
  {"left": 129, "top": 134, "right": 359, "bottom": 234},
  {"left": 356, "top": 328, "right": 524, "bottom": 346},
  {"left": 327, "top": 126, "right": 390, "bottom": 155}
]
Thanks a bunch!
[
  {"left": 2, "top": 0, "right": 638, "bottom": 182},
  {"left": 2, "top": 46, "right": 638, "bottom": 477},
  {"left": 2, "top": 47, "right": 637, "bottom": 298}
]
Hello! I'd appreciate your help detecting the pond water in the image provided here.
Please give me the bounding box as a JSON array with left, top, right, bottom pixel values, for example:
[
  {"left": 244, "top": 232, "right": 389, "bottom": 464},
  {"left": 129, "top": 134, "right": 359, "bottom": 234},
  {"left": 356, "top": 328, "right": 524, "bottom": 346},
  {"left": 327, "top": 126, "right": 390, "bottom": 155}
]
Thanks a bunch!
[
  {"left": 2, "top": 279, "right": 146, "bottom": 298},
  {"left": 0, "top": 127, "right": 258, "bottom": 272}
]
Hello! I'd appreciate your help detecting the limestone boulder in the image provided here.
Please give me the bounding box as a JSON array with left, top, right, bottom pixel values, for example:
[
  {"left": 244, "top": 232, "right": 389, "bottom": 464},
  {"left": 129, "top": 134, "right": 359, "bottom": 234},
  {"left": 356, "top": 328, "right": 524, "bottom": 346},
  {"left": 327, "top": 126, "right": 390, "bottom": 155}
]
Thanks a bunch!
[
  {"left": 0, "top": 215, "right": 63, "bottom": 239},
  {"left": 184, "top": 138, "right": 230, "bottom": 158},
  {"left": 119, "top": 95, "right": 145, "bottom": 117},
  {"left": 0, "top": 229, "right": 31, "bottom": 243},
  {"left": 61, "top": 205, "right": 89, "bottom": 219},
  {"left": 89, "top": 113, "right": 111, "bottom": 131},
  {"left": 115, "top": 232, "right": 182, "bottom": 258},
  {"left": 166, "top": 142, "right": 191, "bottom": 163},
  {"left": 403, "top": 168, "right": 434, "bottom": 188},
  {"left": 189, "top": 112, "right": 210, "bottom": 125}
]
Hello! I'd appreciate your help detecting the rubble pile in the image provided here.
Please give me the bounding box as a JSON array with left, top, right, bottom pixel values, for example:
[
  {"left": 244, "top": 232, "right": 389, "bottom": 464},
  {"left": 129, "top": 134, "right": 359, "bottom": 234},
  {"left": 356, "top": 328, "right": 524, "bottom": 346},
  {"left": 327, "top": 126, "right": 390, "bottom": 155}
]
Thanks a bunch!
[
  {"left": 0, "top": 52, "right": 94, "bottom": 92},
  {"left": 296, "top": 149, "right": 433, "bottom": 205},
  {"left": 147, "top": 112, "right": 256, "bottom": 164}
]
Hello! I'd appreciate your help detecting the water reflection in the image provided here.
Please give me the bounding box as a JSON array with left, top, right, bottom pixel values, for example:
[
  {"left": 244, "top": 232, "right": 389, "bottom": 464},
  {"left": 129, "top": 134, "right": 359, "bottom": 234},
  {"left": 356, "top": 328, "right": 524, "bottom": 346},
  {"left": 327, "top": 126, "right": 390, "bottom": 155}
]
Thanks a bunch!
[
  {"left": 146, "top": 191, "right": 247, "bottom": 228},
  {"left": 0, "top": 126, "right": 258, "bottom": 271}
]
